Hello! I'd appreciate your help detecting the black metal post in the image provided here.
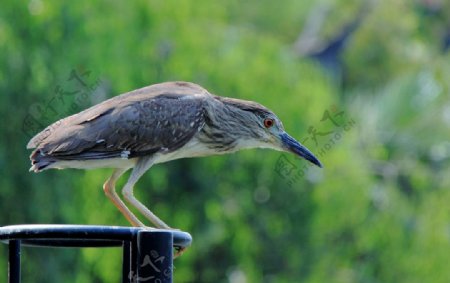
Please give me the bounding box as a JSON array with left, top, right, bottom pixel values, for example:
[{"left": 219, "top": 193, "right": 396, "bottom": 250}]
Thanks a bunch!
[
  {"left": 122, "top": 241, "right": 131, "bottom": 283},
  {"left": 8, "top": 240, "right": 21, "bottom": 283},
  {"left": 130, "top": 234, "right": 138, "bottom": 282},
  {"left": 0, "top": 225, "right": 191, "bottom": 282},
  {"left": 136, "top": 231, "right": 173, "bottom": 283}
]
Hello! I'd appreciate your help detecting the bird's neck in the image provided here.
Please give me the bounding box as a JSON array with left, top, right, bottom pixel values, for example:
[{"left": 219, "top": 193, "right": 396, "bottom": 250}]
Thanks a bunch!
[{"left": 196, "top": 98, "right": 262, "bottom": 153}]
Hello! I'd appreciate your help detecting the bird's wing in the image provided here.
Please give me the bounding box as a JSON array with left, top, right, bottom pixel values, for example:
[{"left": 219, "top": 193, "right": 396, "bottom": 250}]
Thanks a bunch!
[{"left": 28, "top": 82, "right": 208, "bottom": 160}]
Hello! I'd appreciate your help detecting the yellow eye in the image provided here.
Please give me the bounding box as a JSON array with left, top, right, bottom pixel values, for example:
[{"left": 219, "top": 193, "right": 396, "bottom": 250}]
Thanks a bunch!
[{"left": 263, "top": 118, "right": 274, "bottom": 128}]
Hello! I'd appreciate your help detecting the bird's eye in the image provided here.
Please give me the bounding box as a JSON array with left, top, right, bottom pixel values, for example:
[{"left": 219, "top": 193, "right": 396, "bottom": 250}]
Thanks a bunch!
[{"left": 263, "top": 118, "right": 274, "bottom": 128}]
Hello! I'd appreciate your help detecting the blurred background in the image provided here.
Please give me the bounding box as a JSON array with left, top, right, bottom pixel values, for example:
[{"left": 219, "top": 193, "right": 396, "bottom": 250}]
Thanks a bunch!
[{"left": 1, "top": 0, "right": 449, "bottom": 282}]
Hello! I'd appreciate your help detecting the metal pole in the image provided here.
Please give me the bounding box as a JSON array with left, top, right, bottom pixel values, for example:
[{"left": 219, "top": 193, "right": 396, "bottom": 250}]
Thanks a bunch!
[
  {"left": 122, "top": 241, "right": 131, "bottom": 283},
  {"left": 8, "top": 240, "right": 21, "bottom": 283},
  {"left": 136, "top": 231, "right": 173, "bottom": 283}
]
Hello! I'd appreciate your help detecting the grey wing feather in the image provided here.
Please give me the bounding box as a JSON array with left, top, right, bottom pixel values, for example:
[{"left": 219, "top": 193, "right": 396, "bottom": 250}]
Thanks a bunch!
[{"left": 28, "top": 82, "right": 208, "bottom": 161}]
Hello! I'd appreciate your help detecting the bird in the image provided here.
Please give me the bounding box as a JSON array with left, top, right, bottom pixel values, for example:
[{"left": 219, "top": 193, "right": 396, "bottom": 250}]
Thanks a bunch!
[{"left": 27, "top": 81, "right": 322, "bottom": 230}]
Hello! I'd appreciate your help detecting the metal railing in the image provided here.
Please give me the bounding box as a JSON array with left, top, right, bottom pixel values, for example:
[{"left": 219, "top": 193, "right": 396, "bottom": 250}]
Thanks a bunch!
[{"left": 0, "top": 224, "right": 192, "bottom": 283}]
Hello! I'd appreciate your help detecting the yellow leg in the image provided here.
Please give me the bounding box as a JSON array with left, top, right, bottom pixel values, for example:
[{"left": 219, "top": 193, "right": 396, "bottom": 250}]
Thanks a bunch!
[
  {"left": 103, "top": 168, "right": 146, "bottom": 227},
  {"left": 122, "top": 156, "right": 171, "bottom": 229}
]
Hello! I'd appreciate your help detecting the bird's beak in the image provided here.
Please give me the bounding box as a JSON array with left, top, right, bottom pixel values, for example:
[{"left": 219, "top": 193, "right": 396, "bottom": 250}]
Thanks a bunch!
[{"left": 280, "top": 132, "right": 322, "bottom": 168}]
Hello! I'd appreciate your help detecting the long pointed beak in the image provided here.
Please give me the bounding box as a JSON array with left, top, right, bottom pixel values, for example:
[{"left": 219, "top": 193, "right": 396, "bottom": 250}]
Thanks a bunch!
[{"left": 280, "top": 132, "right": 322, "bottom": 168}]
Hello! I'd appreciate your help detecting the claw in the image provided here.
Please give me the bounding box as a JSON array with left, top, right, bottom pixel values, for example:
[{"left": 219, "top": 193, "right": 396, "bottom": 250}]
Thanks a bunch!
[{"left": 174, "top": 246, "right": 188, "bottom": 258}]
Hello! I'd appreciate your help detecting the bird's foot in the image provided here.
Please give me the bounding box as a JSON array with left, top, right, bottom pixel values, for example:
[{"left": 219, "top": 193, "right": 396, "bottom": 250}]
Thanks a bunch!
[
  {"left": 139, "top": 225, "right": 158, "bottom": 230},
  {"left": 174, "top": 246, "right": 188, "bottom": 258}
]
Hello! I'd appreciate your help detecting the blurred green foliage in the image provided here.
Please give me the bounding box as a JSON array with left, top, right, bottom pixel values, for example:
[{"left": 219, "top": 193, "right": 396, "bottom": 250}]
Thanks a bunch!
[{"left": 1, "top": 0, "right": 449, "bottom": 282}]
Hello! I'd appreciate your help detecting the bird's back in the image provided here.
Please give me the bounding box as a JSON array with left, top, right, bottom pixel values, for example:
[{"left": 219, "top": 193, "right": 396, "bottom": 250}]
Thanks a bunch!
[{"left": 28, "top": 81, "right": 210, "bottom": 171}]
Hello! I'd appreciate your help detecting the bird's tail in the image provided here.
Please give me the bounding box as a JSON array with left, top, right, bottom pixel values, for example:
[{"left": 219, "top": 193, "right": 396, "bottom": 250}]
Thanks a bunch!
[{"left": 29, "top": 149, "right": 56, "bottom": 172}]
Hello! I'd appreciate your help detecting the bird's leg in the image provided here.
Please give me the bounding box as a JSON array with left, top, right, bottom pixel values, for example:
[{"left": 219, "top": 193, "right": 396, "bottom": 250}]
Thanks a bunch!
[
  {"left": 103, "top": 168, "right": 146, "bottom": 227},
  {"left": 122, "top": 156, "right": 172, "bottom": 229}
]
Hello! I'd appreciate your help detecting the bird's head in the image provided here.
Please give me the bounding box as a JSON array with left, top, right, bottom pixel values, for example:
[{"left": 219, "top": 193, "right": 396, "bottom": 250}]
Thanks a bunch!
[
  {"left": 250, "top": 111, "right": 322, "bottom": 168},
  {"left": 217, "top": 97, "right": 322, "bottom": 168}
]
